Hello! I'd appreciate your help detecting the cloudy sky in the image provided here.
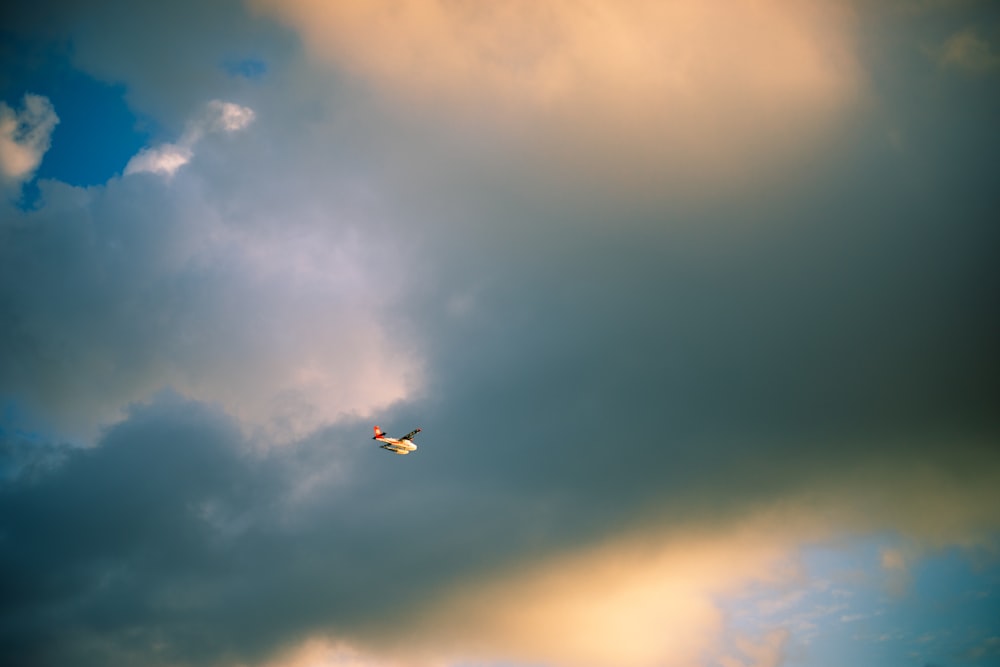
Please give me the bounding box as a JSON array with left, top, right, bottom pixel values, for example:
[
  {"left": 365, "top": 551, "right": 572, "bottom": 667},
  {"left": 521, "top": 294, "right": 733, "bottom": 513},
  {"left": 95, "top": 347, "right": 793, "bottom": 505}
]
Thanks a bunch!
[{"left": 1, "top": 1, "right": 999, "bottom": 666}]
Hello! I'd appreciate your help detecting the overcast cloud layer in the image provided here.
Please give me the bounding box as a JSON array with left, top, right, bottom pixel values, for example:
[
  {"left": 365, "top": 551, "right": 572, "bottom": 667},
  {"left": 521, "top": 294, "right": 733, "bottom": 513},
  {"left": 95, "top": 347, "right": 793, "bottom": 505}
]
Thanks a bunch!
[{"left": 1, "top": 1, "right": 999, "bottom": 666}]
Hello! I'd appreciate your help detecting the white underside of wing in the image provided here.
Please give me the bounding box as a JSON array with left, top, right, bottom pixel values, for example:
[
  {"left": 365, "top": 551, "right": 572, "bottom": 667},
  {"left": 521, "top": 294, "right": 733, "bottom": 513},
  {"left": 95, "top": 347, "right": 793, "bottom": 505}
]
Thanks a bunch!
[{"left": 379, "top": 440, "right": 416, "bottom": 454}]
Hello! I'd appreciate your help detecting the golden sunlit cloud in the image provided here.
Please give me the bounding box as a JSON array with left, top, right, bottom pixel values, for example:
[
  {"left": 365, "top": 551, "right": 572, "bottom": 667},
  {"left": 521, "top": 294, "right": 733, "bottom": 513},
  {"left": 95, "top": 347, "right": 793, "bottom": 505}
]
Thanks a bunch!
[
  {"left": 252, "top": 0, "right": 865, "bottom": 192},
  {"left": 411, "top": 525, "right": 795, "bottom": 667},
  {"left": 266, "top": 521, "right": 813, "bottom": 667},
  {"left": 0, "top": 93, "right": 59, "bottom": 186},
  {"left": 271, "top": 449, "right": 1000, "bottom": 667}
]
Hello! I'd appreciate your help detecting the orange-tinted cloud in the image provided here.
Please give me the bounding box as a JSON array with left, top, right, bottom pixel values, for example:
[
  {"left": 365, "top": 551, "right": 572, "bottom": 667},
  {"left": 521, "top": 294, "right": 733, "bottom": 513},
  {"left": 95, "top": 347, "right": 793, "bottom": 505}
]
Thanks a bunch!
[
  {"left": 0, "top": 93, "right": 59, "bottom": 186},
  {"left": 268, "top": 450, "right": 1000, "bottom": 667},
  {"left": 252, "top": 0, "right": 865, "bottom": 192}
]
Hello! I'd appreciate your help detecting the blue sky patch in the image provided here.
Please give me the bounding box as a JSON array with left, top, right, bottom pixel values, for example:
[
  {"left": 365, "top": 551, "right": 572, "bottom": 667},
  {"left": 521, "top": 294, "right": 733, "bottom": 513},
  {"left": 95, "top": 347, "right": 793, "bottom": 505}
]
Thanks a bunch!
[
  {"left": 1, "top": 36, "right": 152, "bottom": 188},
  {"left": 719, "top": 538, "right": 1000, "bottom": 667}
]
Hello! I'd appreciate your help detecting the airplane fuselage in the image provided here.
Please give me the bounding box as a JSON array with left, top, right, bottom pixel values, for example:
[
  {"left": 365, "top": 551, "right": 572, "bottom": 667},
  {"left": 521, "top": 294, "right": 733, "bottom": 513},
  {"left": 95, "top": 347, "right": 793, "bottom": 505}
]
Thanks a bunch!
[{"left": 376, "top": 437, "right": 418, "bottom": 455}]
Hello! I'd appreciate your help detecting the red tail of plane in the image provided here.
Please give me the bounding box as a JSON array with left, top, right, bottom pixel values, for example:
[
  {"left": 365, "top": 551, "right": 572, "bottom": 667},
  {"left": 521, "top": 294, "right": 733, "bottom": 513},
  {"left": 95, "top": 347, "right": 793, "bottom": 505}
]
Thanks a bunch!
[{"left": 373, "top": 425, "right": 384, "bottom": 439}]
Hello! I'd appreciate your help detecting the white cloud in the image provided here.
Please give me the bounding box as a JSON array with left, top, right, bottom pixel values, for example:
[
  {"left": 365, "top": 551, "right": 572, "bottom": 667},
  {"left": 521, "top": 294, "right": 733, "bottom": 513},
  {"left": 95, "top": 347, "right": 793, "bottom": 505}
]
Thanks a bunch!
[
  {"left": 0, "top": 93, "right": 59, "bottom": 186},
  {"left": 207, "top": 99, "right": 255, "bottom": 132},
  {"left": 123, "top": 142, "right": 193, "bottom": 177},
  {"left": 125, "top": 99, "right": 254, "bottom": 177}
]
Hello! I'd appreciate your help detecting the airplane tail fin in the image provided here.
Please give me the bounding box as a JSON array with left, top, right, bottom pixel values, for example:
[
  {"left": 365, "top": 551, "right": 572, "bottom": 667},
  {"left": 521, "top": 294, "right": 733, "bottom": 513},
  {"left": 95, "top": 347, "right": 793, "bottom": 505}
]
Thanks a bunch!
[{"left": 373, "top": 425, "right": 384, "bottom": 439}]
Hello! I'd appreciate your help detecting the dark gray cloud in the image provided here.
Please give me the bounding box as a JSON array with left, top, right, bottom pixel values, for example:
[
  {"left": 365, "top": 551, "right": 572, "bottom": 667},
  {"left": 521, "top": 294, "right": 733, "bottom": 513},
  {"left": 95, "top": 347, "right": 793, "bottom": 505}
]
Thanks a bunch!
[
  {"left": 0, "top": 393, "right": 452, "bottom": 666},
  {"left": 1, "top": 394, "right": 249, "bottom": 666},
  {"left": 1, "top": 1, "right": 999, "bottom": 665}
]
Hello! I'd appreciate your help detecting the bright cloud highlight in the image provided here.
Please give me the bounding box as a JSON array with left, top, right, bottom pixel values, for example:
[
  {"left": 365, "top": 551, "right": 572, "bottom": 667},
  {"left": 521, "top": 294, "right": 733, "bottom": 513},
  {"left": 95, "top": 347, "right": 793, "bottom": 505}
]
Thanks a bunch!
[
  {"left": 123, "top": 142, "right": 193, "bottom": 177},
  {"left": 0, "top": 93, "right": 59, "bottom": 186},
  {"left": 2, "top": 92, "right": 417, "bottom": 442},
  {"left": 125, "top": 99, "right": 255, "bottom": 177},
  {"left": 253, "top": 0, "right": 864, "bottom": 189}
]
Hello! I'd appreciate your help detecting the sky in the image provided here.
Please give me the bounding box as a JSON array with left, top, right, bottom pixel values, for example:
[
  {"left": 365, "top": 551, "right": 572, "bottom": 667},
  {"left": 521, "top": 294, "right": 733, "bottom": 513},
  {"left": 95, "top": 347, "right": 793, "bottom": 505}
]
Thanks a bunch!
[{"left": 0, "top": 1, "right": 998, "bottom": 666}]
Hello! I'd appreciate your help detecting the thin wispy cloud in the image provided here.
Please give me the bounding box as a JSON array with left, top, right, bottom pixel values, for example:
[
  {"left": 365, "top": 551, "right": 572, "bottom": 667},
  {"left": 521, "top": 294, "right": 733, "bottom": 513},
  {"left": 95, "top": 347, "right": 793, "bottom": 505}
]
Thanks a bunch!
[{"left": 125, "top": 99, "right": 255, "bottom": 177}]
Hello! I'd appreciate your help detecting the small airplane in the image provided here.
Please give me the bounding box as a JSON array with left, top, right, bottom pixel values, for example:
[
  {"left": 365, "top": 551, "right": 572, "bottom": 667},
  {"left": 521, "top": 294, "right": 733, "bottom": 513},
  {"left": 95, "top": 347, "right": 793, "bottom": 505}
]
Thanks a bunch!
[{"left": 373, "top": 425, "right": 421, "bottom": 455}]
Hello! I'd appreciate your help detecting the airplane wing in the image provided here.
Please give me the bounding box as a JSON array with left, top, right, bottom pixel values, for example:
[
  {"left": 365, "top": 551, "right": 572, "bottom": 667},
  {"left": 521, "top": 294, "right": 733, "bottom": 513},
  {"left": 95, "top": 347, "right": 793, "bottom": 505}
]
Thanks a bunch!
[{"left": 402, "top": 428, "right": 421, "bottom": 441}]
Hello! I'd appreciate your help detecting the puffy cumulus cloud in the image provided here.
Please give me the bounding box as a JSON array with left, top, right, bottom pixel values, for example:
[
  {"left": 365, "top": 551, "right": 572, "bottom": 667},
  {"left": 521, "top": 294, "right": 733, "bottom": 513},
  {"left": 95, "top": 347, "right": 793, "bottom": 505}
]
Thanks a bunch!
[
  {"left": 125, "top": 99, "right": 254, "bottom": 177},
  {"left": 124, "top": 142, "right": 193, "bottom": 177},
  {"left": 0, "top": 93, "right": 58, "bottom": 187},
  {"left": 179, "top": 99, "right": 256, "bottom": 146},
  {"left": 1, "top": 96, "right": 418, "bottom": 442},
  {"left": 1, "top": 3, "right": 998, "bottom": 667},
  {"left": 207, "top": 99, "right": 256, "bottom": 132},
  {"left": 252, "top": 0, "right": 864, "bottom": 193}
]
